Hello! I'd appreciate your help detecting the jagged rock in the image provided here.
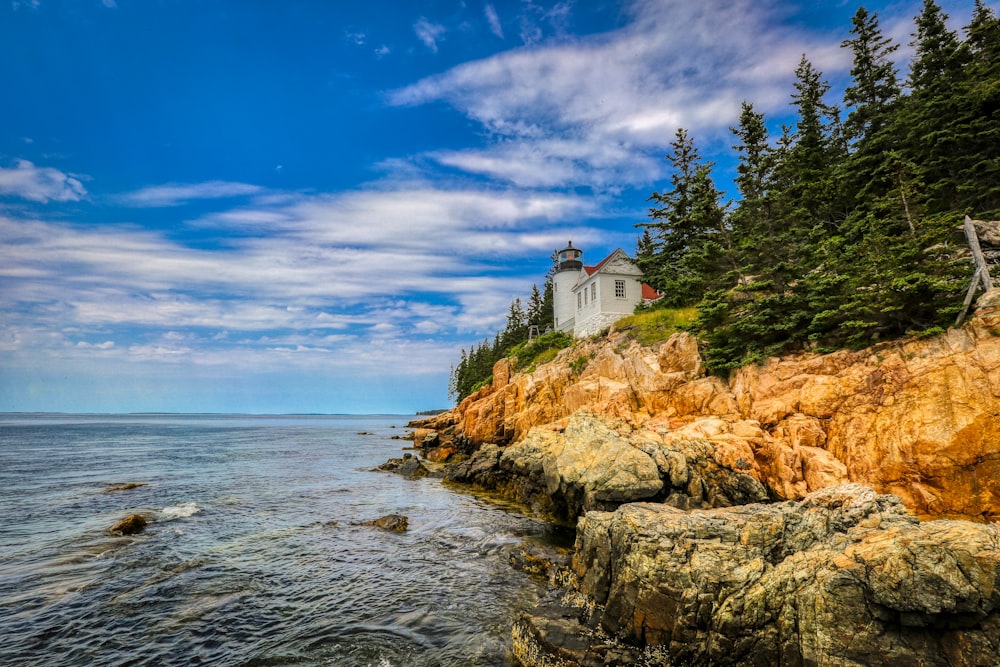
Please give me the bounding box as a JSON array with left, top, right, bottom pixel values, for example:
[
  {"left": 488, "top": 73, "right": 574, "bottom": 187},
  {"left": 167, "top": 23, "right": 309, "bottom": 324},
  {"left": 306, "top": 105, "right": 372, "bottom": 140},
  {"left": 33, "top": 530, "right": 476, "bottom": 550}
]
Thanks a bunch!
[
  {"left": 499, "top": 412, "right": 663, "bottom": 520},
  {"left": 377, "top": 453, "right": 430, "bottom": 478},
  {"left": 447, "top": 412, "right": 765, "bottom": 523},
  {"left": 359, "top": 514, "right": 408, "bottom": 532},
  {"left": 425, "top": 445, "right": 456, "bottom": 462},
  {"left": 512, "top": 594, "right": 643, "bottom": 667},
  {"left": 409, "top": 428, "right": 439, "bottom": 448},
  {"left": 445, "top": 443, "right": 503, "bottom": 485},
  {"left": 570, "top": 484, "right": 1000, "bottom": 666},
  {"left": 109, "top": 513, "right": 147, "bottom": 535}
]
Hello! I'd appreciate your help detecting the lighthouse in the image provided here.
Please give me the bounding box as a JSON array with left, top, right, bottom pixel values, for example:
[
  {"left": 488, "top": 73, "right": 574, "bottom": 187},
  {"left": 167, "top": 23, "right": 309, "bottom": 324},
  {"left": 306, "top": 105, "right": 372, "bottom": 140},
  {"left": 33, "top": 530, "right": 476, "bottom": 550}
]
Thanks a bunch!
[{"left": 553, "top": 241, "right": 583, "bottom": 333}]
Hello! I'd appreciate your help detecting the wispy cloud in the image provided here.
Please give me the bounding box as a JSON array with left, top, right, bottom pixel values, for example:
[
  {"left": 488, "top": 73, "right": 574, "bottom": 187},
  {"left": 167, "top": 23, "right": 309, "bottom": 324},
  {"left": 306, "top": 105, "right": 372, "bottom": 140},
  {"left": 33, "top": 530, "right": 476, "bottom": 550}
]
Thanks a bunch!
[
  {"left": 0, "top": 160, "right": 87, "bottom": 203},
  {"left": 0, "top": 181, "right": 596, "bottom": 385},
  {"left": 389, "top": 0, "right": 859, "bottom": 190},
  {"left": 119, "top": 180, "right": 264, "bottom": 207},
  {"left": 414, "top": 17, "right": 446, "bottom": 53},
  {"left": 484, "top": 3, "right": 504, "bottom": 39}
]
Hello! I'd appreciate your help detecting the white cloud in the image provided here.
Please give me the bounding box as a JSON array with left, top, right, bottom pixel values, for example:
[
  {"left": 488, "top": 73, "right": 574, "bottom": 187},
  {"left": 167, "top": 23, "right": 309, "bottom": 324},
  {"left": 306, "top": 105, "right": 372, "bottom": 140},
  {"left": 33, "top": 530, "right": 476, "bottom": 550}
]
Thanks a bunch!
[
  {"left": 414, "top": 17, "right": 447, "bottom": 53},
  {"left": 388, "top": 0, "right": 863, "bottom": 189},
  {"left": 0, "top": 181, "right": 592, "bottom": 371},
  {"left": 0, "top": 160, "right": 87, "bottom": 203},
  {"left": 102, "top": 0, "right": 117, "bottom": 8},
  {"left": 119, "top": 180, "right": 264, "bottom": 207},
  {"left": 375, "top": 44, "right": 391, "bottom": 57},
  {"left": 485, "top": 3, "right": 504, "bottom": 39},
  {"left": 75, "top": 340, "right": 115, "bottom": 349}
]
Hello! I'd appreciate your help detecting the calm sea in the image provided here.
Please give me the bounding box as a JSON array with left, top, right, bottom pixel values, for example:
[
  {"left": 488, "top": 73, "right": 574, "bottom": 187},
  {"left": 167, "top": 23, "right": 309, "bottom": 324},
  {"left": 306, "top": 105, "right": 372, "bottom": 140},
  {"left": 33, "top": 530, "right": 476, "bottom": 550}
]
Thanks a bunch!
[{"left": 0, "top": 414, "right": 565, "bottom": 666}]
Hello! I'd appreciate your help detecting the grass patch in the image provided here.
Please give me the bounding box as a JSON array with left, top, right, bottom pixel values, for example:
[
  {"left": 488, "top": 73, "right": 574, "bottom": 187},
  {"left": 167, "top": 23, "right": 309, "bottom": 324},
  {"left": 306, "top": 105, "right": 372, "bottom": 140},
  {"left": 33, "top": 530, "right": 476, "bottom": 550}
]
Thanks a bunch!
[
  {"left": 613, "top": 307, "right": 698, "bottom": 346},
  {"left": 569, "top": 353, "right": 593, "bottom": 376},
  {"left": 509, "top": 331, "right": 574, "bottom": 373}
]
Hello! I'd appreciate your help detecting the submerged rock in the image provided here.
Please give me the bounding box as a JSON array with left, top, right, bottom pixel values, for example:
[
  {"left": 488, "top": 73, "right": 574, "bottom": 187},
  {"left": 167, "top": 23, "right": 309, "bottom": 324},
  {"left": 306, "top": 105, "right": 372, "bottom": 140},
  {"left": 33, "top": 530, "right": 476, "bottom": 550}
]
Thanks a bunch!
[
  {"left": 109, "top": 513, "right": 147, "bottom": 536},
  {"left": 105, "top": 482, "right": 147, "bottom": 492},
  {"left": 359, "top": 514, "right": 409, "bottom": 532},
  {"left": 509, "top": 543, "right": 572, "bottom": 582},
  {"left": 564, "top": 483, "right": 1000, "bottom": 666},
  {"left": 512, "top": 591, "right": 645, "bottom": 667}
]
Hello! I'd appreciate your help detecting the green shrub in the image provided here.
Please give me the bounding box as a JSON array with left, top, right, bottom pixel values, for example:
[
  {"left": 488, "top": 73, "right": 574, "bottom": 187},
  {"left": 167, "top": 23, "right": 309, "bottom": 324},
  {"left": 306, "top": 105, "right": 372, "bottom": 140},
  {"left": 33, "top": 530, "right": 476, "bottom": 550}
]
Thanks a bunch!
[
  {"left": 612, "top": 306, "right": 698, "bottom": 346},
  {"left": 569, "top": 353, "right": 593, "bottom": 376},
  {"left": 510, "top": 331, "right": 574, "bottom": 373}
]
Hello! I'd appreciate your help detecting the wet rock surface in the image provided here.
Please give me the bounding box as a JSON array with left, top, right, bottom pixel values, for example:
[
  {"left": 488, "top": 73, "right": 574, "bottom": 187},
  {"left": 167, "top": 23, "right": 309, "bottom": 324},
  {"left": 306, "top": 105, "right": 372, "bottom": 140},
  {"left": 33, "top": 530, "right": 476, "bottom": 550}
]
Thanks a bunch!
[
  {"left": 105, "top": 482, "right": 147, "bottom": 492},
  {"left": 377, "top": 453, "right": 433, "bottom": 478},
  {"left": 109, "top": 513, "right": 147, "bottom": 535},
  {"left": 358, "top": 514, "right": 409, "bottom": 532}
]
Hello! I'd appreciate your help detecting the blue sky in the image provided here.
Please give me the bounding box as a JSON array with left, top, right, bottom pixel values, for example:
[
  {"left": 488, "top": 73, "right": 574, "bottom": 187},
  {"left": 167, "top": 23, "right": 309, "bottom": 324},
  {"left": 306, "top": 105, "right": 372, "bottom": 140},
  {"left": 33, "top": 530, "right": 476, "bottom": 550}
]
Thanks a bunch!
[{"left": 0, "top": 0, "right": 988, "bottom": 414}]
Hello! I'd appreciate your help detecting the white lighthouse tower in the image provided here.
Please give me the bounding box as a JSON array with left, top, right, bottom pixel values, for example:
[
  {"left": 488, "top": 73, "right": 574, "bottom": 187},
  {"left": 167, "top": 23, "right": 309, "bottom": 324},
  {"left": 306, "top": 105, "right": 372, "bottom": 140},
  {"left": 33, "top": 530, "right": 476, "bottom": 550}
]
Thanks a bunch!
[{"left": 553, "top": 241, "right": 582, "bottom": 333}]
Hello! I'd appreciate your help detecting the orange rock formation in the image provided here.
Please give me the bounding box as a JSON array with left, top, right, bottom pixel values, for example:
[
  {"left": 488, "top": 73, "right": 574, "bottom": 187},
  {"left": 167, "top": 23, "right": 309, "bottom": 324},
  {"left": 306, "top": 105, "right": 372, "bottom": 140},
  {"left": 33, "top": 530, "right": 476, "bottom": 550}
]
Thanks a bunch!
[{"left": 422, "top": 293, "right": 1000, "bottom": 521}]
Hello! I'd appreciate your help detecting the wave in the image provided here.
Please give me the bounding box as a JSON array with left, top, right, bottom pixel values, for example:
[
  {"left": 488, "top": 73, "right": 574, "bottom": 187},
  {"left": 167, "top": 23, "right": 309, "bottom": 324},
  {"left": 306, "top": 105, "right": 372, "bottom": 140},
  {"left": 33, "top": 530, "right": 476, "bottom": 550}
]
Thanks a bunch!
[{"left": 158, "top": 502, "right": 201, "bottom": 521}]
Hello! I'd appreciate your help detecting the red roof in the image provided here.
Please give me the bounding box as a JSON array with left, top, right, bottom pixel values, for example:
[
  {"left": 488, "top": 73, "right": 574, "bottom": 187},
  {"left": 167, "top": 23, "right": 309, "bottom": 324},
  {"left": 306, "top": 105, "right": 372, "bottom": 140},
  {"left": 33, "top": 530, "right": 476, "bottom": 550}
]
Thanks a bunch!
[
  {"left": 582, "top": 250, "right": 619, "bottom": 276},
  {"left": 641, "top": 283, "right": 661, "bottom": 300}
]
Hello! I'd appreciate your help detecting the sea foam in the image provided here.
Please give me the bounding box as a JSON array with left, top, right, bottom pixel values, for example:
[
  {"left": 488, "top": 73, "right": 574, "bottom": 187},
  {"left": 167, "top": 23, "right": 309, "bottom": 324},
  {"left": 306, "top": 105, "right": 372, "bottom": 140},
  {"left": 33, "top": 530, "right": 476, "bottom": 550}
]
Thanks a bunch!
[{"left": 159, "top": 502, "right": 201, "bottom": 521}]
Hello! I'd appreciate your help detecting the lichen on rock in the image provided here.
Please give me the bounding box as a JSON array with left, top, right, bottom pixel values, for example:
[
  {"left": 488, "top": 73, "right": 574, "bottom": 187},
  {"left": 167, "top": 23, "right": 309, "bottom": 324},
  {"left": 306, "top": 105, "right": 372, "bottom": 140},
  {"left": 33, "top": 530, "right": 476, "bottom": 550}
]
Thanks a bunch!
[{"left": 567, "top": 484, "right": 1000, "bottom": 666}]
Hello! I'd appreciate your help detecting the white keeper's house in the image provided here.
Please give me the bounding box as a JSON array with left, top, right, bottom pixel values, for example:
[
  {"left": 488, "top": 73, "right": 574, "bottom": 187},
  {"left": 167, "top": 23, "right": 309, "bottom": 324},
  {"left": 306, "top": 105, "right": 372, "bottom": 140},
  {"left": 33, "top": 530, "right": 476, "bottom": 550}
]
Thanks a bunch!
[{"left": 552, "top": 241, "right": 660, "bottom": 338}]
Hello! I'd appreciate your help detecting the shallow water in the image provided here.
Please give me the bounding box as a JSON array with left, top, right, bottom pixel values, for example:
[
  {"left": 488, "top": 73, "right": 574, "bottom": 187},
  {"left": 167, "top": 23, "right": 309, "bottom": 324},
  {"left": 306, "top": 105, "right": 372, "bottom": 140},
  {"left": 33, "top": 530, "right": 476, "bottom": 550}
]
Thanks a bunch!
[{"left": 0, "top": 414, "right": 566, "bottom": 666}]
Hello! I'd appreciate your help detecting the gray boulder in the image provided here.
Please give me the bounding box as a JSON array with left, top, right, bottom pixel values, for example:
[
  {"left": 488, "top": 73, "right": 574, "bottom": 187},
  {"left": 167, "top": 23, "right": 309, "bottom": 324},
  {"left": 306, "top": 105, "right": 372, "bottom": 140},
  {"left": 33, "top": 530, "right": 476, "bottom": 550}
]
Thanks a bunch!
[{"left": 570, "top": 484, "right": 1000, "bottom": 666}]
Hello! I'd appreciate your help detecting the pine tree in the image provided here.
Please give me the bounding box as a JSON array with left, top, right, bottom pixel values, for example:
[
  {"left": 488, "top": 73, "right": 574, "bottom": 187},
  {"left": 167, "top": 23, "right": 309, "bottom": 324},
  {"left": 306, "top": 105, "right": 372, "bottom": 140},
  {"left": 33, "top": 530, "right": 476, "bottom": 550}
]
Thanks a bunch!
[
  {"left": 729, "top": 101, "right": 777, "bottom": 283},
  {"left": 527, "top": 284, "right": 544, "bottom": 329},
  {"left": 540, "top": 278, "right": 554, "bottom": 331},
  {"left": 784, "top": 56, "right": 845, "bottom": 224},
  {"left": 901, "top": 0, "right": 968, "bottom": 213},
  {"left": 500, "top": 298, "right": 528, "bottom": 349},
  {"left": 638, "top": 128, "right": 728, "bottom": 306},
  {"left": 841, "top": 6, "right": 901, "bottom": 207},
  {"left": 959, "top": 0, "right": 1000, "bottom": 215}
]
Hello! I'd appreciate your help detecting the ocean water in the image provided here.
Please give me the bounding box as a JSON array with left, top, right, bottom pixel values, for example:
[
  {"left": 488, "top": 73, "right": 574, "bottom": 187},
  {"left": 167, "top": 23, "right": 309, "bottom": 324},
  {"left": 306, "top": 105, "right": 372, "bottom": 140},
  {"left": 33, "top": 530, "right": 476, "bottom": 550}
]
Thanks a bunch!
[{"left": 0, "top": 414, "right": 566, "bottom": 666}]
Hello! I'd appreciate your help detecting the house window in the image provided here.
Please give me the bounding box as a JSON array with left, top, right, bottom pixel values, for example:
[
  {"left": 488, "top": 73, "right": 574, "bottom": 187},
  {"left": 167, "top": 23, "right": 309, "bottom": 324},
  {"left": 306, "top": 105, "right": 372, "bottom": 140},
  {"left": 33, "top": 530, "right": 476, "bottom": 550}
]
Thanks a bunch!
[
  {"left": 591, "top": 283, "right": 597, "bottom": 301},
  {"left": 615, "top": 280, "right": 626, "bottom": 299},
  {"left": 577, "top": 293, "right": 582, "bottom": 308}
]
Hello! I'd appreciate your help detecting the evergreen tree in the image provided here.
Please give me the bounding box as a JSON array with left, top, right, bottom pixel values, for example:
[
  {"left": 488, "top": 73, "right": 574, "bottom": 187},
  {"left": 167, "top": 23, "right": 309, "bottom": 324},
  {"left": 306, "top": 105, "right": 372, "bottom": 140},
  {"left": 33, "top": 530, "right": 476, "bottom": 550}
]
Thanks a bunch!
[
  {"left": 901, "top": 0, "right": 968, "bottom": 213},
  {"left": 729, "top": 101, "right": 778, "bottom": 283},
  {"left": 783, "top": 56, "right": 846, "bottom": 224},
  {"left": 638, "top": 128, "right": 728, "bottom": 306},
  {"left": 842, "top": 7, "right": 900, "bottom": 142},
  {"left": 540, "top": 278, "right": 554, "bottom": 330},
  {"left": 527, "top": 284, "right": 544, "bottom": 329},
  {"left": 959, "top": 0, "right": 1000, "bottom": 215},
  {"left": 841, "top": 7, "right": 902, "bottom": 208},
  {"left": 501, "top": 298, "right": 528, "bottom": 348}
]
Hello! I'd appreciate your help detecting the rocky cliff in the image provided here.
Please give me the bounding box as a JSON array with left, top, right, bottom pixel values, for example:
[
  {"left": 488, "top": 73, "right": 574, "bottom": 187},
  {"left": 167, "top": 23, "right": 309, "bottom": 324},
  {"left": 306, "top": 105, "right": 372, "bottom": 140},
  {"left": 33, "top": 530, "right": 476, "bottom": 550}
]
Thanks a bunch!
[
  {"left": 407, "top": 292, "right": 1000, "bottom": 666},
  {"left": 419, "top": 291, "right": 1000, "bottom": 522}
]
